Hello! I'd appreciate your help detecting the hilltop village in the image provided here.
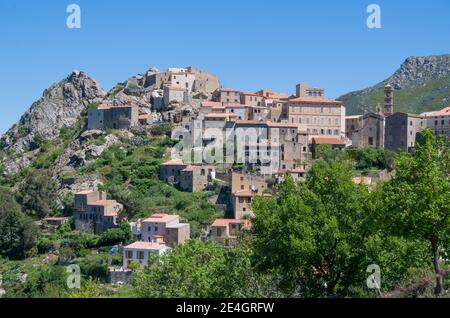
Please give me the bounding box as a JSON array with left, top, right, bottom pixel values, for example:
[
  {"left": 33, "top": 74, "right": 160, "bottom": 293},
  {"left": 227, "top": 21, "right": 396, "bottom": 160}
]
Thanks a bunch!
[{"left": 67, "top": 66, "right": 449, "bottom": 280}]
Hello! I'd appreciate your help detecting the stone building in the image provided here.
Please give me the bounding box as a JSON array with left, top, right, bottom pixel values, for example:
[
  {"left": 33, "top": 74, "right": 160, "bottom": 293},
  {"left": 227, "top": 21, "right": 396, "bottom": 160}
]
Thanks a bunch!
[
  {"left": 231, "top": 171, "right": 269, "bottom": 193},
  {"left": 346, "top": 113, "right": 385, "bottom": 148},
  {"left": 73, "top": 190, "right": 123, "bottom": 234},
  {"left": 140, "top": 213, "right": 190, "bottom": 246},
  {"left": 160, "top": 159, "right": 214, "bottom": 192},
  {"left": 214, "top": 88, "right": 241, "bottom": 104},
  {"left": 286, "top": 96, "right": 346, "bottom": 137},
  {"left": 88, "top": 104, "right": 139, "bottom": 130},
  {"left": 231, "top": 190, "right": 271, "bottom": 219},
  {"left": 240, "top": 92, "right": 264, "bottom": 107},
  {"left": 384, "top": 112, "right": 425, "bottom": 152},
  {"left": 295, "top": 83, "right": 325, "bottom": 98},
  {"left": 424, "top": 106, "right": 450, "bottom": 139},
  {"left": 210, "top": 219, "right": 251, "bottom": 246}
]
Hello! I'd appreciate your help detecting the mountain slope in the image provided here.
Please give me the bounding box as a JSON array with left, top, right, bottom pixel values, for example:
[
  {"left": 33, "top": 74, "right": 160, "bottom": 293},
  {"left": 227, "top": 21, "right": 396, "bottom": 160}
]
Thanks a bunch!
[
  {"left": 0, "top": 71, "right": 105, "bottom": 175},
  {"left": 338, "top": 54, "right": 450, "bottom": 115}
]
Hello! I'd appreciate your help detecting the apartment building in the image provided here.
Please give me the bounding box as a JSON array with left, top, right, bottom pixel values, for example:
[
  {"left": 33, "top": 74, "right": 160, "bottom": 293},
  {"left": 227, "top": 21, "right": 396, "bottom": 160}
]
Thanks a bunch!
[
  {"left": 248, "top": 105, "right": 271, "bottom": 122},
  {"left": 210, "top": 219, "right": 251, "bottom": 246},
  {"left": 140, "top": 213, "right": 190, "bottom": 246},
  {"left": 385, "top": 112, "right": 425, "bottom": 152},
  {"left": 73, "top": 190, "right": 123, "bottom": 234},
  {"left": 286, "top": 97, "right": 346, "bottom": 137},
  {"left": 346, "top": 113, "right": 385, "bottom": 148},
  {"left": 88, "top": 104, "right": 139, "bottom": 130},
  {"left": 122, "top": 241, "right": 169, "bottom": 269}
]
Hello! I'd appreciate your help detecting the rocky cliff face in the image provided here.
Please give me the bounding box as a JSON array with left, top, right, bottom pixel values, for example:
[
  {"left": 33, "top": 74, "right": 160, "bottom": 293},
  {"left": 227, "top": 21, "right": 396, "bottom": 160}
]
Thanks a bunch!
[
  {"left": 1, "top": 71, "right": 105, "bottom": 153},
  {"left": 0, "top": 71, "right": 106, "bottom": 175},
  {"left": 338, "top": 54, "right": 450, "bottom": 115}
]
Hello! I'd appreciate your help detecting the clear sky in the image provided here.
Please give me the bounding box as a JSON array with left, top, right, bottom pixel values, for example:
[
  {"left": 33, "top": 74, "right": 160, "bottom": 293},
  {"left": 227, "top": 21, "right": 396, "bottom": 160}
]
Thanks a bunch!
[{"left": 0, "top": 0, "right": 449, "bottom": 134}]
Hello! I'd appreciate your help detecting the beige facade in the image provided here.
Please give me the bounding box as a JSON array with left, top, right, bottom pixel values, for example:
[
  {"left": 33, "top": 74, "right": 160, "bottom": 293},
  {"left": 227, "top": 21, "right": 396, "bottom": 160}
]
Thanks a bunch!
[
  {"left": 425, "top": 107, "right": 450, "bottom": 139},
  {"left": 210, "top": 219, "right": 251, "bottom": 246},
  {"left": 231, "top": 171, "right": 268, "bottom": 193},
  {"left": 216, "top": 88, "right": 241, "bottom": 104},
  {"left": 346, "top": 113, "right": 385, "bottom": 148},
  {"left": 295, "top": 83, "right": 324, "bottom": 98},
  {"left": 179, "top": 165, "right": 214, "bottom": 192},
  {"left": 140, "top": 213, "right": 190, "bottom": 247},
  {"left": 73, "top": 190, "right": 123, "bottom": 234},
  {"left": 231, "top": 190, "right": 271, "bottom": 219},
  {"left": 240, "top": 92, "right": 264, "bottom": 107},
  {"left": 286, "top": 97, "right": 346, "bottom": 137}
]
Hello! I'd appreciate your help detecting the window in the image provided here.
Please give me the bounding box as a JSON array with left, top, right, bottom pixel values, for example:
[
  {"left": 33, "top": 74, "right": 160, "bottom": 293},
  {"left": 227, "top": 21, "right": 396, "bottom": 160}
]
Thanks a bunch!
[
  {"left": 241, "top": 185, "right": 244, "bottom": 190},
  {"left": 126, "top": 251, "right": 133, "bottom": 259},
  {"left": 201, "top": 169, "right": 205, "bottom": 176},
  {"left": 368, "top": 137, "right": 374, "bottom": 146},
  {"left": 137, "top": 251, "right": 145, "bottom": 260},
  {"left": 155, "top": 226, "right": 158, "bottom": 232}
]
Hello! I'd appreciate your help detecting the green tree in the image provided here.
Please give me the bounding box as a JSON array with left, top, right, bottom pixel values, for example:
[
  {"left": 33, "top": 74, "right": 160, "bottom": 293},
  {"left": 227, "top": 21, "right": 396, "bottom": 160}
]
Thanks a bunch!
[
  {"left": 0, "top": 187, "right": 38, "bottom": 259},
  {"left": 251, "top": 161, "right": 375, "bottom": 297},
  {"left": 132, "top": 240, "right": 226, "bottom": 298},
  {"left": 379, "top": 129, "right": 450, "bottom": 294},
  {"left": 16, "top": 169, "right": 58, "bottom": 219}
]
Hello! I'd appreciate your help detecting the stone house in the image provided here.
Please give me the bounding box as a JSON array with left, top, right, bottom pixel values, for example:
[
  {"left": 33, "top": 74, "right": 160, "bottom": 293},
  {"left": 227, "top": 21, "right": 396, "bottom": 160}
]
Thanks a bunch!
[
  {"left": 385, "top": 112, "right": 425, "bottom": 153},
  {"left": 231, "top": 190, "right": 271, "bottom": 219},
  {"left": 88, "top": 104, "right": 139, "bottom": 130},
  {"left": 240, "top": 92, "right": 264, "bottom": 107},
  {"left": 231, "top": 171, "right": 268, "bottom": 193},
  {"left": 140, "top": 213, "right": 190, "bottom": 246},
  {"left": 346, "top": 113, "right": 385, "bottom": 148},
  {"left": 179, "top": 164, "right": 214, "bottom": 192},
  {"left": 210, "top": 219, "right": 251, "bottom": 246},
  {"left": 424, "top": 106, "right": 450, "bottom": 139},
  {"left": 73, "top": 190, "right": 123, "bottom": 234},
  {"left": 215, "top": 88, "right": 241, "bottom": 104},
  {"left": 295, "top": 83, "right": 325, "bottom": 98}
]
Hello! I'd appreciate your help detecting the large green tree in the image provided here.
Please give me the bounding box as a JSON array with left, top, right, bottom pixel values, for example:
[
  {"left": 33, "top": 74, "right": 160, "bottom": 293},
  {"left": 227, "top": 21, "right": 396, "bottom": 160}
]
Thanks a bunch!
[
  {"left": 0, "top": 187, "right": 38, "bottom": 259},
  {"left": 251, "top": 161, "right": 373, "bottom": 296},
  {"left": 380, "top": 129, "right": 450, "bottom": 294},
  {"left": 16, "top": 169, "right": 58, "bottom": 219}
]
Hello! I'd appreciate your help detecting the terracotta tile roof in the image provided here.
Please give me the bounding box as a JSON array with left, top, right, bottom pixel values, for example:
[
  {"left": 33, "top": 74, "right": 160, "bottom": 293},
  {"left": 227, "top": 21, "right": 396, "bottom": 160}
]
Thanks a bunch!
[
  {"left": 211, "top": 219, "right": 251, "bottom": 230},
  {"left": 202, "top": 101, "right": 223, "bottom": 107},
  {"left": 204, "top": 113, "right": 237, "bottom": 119},
  {"left": 309, "top": 136, "right": 346, "bottom": 145},
  {"left": 142, "top": 213, "right": 179, "bottom": 224},
  {"left": 266, "top": 122, "right": 299, "bottom": 128},
  {"left": 97, "top": 104, "right": 112, "bottom": 110},
  {"left": 430, "top": 107, "right": 450, "bottom": 117},
  {"left": 241, "top": 92, "right": 261, "bottom": 97},
  {"left": 124, "top": 241, "right": 167, "bottom": 250},
  {"left": 233, "top": 190, "right": 272, "bottom": 198}
]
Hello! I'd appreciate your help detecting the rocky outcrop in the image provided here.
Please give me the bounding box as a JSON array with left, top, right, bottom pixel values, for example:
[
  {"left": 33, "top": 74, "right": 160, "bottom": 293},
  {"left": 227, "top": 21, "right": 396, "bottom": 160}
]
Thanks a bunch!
[
  {"left": 2, "top": 71, "right": 105, "bottom": 152},
  {"left": 0, "top": 71, "right": 106, "bottom": 175}
]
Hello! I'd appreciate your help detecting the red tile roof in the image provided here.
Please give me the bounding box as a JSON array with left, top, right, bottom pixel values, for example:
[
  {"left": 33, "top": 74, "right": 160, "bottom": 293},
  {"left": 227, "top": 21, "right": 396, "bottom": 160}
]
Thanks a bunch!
[
  {"left": 309, "top": 136, "right": 346, "bottom": 145},
  {"left": 202, "top": 101, "right": 223, "bottom": 107},
  {"left": 431, "top": 107, "right": 450, "bottom": 116}
]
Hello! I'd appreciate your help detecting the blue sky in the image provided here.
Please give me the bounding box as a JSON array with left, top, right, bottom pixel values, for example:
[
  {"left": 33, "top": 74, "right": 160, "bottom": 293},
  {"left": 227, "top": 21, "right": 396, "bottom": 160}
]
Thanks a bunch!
[{"left": 0, "top": 0, "right": 449, "bottom": 134}]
